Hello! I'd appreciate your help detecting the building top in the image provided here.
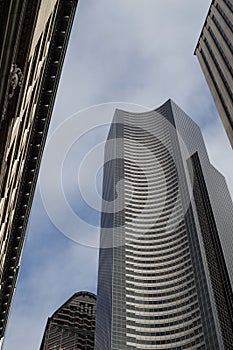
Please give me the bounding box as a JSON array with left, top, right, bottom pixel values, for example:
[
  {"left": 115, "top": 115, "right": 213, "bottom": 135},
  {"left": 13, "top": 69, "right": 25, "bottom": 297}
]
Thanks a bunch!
[
  {"left": 39, "top": 291, "right": 96, "bottom": 350},
  {"left": 194, "top": 0, "right": 215, "bottom": 55},
  {"left": 50, "top": 291, "right": 97, "bottom": 318}
]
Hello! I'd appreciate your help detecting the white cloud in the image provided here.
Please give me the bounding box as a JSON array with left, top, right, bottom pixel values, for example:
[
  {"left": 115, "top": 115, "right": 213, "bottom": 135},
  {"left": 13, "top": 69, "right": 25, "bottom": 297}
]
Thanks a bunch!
[{"left": 4, "top": 194, "right": 98, "bottom": 349}]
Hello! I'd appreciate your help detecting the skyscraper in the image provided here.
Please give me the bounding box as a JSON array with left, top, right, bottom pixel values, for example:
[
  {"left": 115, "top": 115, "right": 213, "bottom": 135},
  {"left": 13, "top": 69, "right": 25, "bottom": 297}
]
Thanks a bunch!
[
  {"left": 40, "top": 291, "right": 96, "bottom": 350},
  {"left": 95, "top": 100, "right": 233, "bottom": 349},
  {"left": 0, "top": 0, "right": 78, "bottom": 340},
  {"left": 195, "top": 0, "right": 233, "bottom": 147}
]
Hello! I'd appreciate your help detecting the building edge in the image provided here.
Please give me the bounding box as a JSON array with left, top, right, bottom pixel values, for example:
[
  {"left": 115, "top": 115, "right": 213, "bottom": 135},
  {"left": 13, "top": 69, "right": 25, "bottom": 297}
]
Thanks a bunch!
[{"left": 0, "top": 0, "right": 79, "bottom": 341}]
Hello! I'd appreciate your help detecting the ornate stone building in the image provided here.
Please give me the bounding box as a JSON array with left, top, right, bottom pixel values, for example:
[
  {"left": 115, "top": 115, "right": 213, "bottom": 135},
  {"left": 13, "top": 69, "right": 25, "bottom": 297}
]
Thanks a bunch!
[{"left": 0, "top": 0, "right": 78, "bottom": 340}]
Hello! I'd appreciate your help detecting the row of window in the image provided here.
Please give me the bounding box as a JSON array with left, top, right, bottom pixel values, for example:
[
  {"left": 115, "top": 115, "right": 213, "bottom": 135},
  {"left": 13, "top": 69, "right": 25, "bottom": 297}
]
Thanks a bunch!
[
  {"left": 126, "top": 318, "right": 202, "bottom": 336},
  {"left": 208, "top": 26, "right": 233, "bottom": 76},
  {"left": 123, "top": 123, "right": 169, "bottom": 135},
  {"left": 216, "top": 3, "right": 233, "bottom": 32},
  {"left": 126, "top": 325, "right": 203, "bottom": 345},
  {"left": 124, "top": 156, "right": 175, "bottom": 172},
  {"left": 125, "top": 266, "right": 193, "bottom": 284},
  {"left": 200, "top": 48, "right": 232, "bottom": 125},
  {"left": 126, "top": 301, "right": 200, "bottom": 321},
  {"left": 125, "top": 246, "right": 190, "bottom": 263},
  {"left": 125, "top": 230, "right": 185, "bottom": 246},
  {"left": 223, "top": 0, "right": 233, "bottom": 12},
  {"left": 124, "top": 167, "right": 175, "bottom": 180},
  {"left": 125, "top": 222, "right": 186, "bottom": 239},
  {"left": 123, "top": 143, "right": 172, "bottom": 156},
  {"left": 126, "top": 259, "right": 192, "bottom": 277},
  {"left": 125, "top": 253, "right": 190, "bottom": 267},
  {"left": 125, "top": 271, "right": 194, "bottom": 290},
  {"left": 125, "top": 205, "right": 184, "bottom": 224},
  {"left": 125, "top": 236, "right": 188, "bottom": 253},
  {"left": 126, "top": 287, "right": 196, "bottom": 306},
  {"left": 212, "top": 14, "right": 233, "bottom": 54},
  {"left": 204, "top": 37, "right": 233, "bottom": 101},
  {"left": 127, "top": 311, "right": 200, "bottom": 329},
  {"left": 126, "top": 280, "right": 195, "bottom": 298}
]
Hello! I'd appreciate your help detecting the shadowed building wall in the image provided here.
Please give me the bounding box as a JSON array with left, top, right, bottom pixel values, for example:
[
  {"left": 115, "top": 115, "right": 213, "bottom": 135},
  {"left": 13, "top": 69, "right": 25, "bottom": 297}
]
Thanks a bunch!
[{"left": 0, "top": 0, "right": 78, "bottom": 340}]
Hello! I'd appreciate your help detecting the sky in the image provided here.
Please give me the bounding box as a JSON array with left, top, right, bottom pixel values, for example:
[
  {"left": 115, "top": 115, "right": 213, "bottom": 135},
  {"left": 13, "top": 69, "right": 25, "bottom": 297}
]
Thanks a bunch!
[{"left": 3, "top": 0, "right": 233, "bottom": 349}]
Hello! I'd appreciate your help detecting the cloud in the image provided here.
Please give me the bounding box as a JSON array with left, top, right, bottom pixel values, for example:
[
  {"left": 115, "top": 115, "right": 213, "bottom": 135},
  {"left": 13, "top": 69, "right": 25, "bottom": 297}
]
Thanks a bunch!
[
  {"left": 4, "top": 0, "right": 233, "bottom": 349},
  {"left": 50, "top": 0, "right": 212, "bottom": 128},
  {"left": 5, "top": 190, "right": 98, "bottom": 350}
]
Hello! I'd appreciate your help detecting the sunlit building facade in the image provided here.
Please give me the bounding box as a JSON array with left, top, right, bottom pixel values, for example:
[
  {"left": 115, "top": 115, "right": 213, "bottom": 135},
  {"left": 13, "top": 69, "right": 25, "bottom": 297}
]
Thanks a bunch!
[
  {"left": 40, "top": 291, "right": 96, "bottom": 350},
  {"left": 95, "top": 100, "right": 233, "bottom": 349},
  {"left": 0, "top": 0, "right": 78, "bottom": 340},
  {"left": 195, "top": 0, "right": 233, "bottom": 147}
]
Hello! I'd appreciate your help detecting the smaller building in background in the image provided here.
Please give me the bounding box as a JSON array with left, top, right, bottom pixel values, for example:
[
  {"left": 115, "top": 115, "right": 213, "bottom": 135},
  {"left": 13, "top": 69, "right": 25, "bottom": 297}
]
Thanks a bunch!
[
  {"left": 195, "top": 0, "right": 233, "bottom": 147},
  {"left": 40, "top": 291, "right": 96, "bottom": 350}
]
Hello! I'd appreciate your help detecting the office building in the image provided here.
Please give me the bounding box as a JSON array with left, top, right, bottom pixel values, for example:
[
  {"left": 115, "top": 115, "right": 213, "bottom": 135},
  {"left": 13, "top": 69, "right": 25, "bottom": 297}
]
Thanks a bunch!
[
  {"left": 0, "top": 0, "right": 78, "bottom": 340},
  {"left": 40, "top": 291, "right": 96, "bottom": 350},
  {"left": 95, "top": 100, "right": 233, "bottom": 349},
  {"left": 195, "top": 0, "right": 233, "bottom": 147}
]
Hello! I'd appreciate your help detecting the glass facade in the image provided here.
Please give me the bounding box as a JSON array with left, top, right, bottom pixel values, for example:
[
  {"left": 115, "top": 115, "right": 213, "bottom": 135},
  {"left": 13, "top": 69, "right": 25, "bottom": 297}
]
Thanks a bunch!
[
  {"left": 40, "top": 291, "right": 96, "bottom": 350},
  {"left": 95, "top": 100, "right": 233, "bottom": 349}
]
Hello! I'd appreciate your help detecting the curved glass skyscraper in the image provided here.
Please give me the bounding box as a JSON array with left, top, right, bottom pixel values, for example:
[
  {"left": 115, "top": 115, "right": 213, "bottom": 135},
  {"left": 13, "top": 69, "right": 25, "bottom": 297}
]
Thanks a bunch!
[{"left": 95, "top": 100, "right": 233, "bottom": 349}]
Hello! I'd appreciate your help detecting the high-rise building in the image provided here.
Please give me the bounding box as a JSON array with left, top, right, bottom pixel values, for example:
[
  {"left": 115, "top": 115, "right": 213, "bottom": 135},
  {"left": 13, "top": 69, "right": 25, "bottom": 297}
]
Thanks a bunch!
[
  {"left": 95, "top": 100, "right": 233, "bottom": 350},
  {"left": 194, "top": 0, "right": 233, "bottom": 147},
  {"left": 0, "top": 0, "right": 78, "bottom": 340},
  {"left": 40, "top": 291, "right": 96, "bottom": 350}
]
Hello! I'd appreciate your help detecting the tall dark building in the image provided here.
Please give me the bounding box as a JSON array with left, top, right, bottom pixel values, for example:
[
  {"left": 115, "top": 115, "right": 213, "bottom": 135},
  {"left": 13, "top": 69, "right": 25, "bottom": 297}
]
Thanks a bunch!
[
  {"left": 195, "top": 0, "right": 233, "bottom": 147},
  {"left": 95, "top": 100, "right": 233, "bottom": 349},
  {"left": 40, "top": 291, "right": 96, "bottom": 350},
  {"left": 0, "top": 0, "right": 78, "bottom": 340}
]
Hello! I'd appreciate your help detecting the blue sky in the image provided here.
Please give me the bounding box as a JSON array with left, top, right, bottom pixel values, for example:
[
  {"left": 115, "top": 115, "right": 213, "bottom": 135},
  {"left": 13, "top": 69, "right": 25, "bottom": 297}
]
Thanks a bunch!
[{"left": 3, "top": 0, "right": 233, "bottom": 349}]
